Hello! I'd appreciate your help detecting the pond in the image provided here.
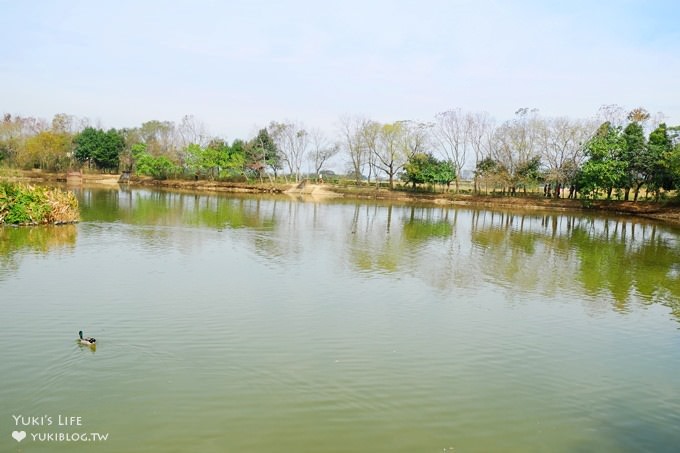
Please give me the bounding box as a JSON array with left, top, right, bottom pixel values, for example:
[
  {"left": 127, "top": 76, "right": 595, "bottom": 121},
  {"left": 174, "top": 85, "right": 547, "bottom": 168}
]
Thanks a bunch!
[{"left": 1, "top": 186, "right": 679, "bottom": 452}]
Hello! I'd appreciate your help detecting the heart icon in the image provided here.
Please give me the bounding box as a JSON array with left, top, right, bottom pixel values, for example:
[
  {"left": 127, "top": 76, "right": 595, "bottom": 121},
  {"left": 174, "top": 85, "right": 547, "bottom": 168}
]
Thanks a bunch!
[{"left": 12, "top": 431, "right": 26, "bottom": 442}]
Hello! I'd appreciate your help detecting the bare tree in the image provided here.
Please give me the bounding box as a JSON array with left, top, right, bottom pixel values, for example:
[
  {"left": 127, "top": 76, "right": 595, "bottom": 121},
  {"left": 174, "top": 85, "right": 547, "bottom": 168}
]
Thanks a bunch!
[
  {"left": 338, "top": 115, "right": 367, "bottom": 183},
  {"left": 51, "top": 113, "right": 78, "bottom": 134},
  {"left": 360, "top": 120, "right": 380, "bottom": 184},
  {"left": 268, "top": 121, "right": 309, "bottom": 182},
  {"left": 466, "top": 111, "right": 495, "bottom": 193},
  {"left": 541, "top": 117, "right": 596, "bottom": 184},
  {"left": 597, "top": 104, "right": 627, "bottom": 129},
  {"left": 177, "top": 114, "right": 210, "bottom": 148},
  {"left": 139, "top": 120, "right": 178, "bottom": 158},
  {"left": 434, "top": 109, "right": 468, "bottom": 192},
  {"left": 399, "top": 120, "right": 432, "bottom": 156},
  {"left": 309, "top": 128, "right": 339, "bottom": 178},
  {"left": 648, "top": 111, "right": 668, "bottom": 134},
  {"left": 491, "top": 108, "right": 541, "bottom": 193}
]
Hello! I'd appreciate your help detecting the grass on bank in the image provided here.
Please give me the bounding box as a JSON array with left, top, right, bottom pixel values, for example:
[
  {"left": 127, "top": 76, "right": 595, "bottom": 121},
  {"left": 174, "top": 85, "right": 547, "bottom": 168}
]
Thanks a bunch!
[{"left": 0, "top": 183, "right": 79, "bottom": 225}]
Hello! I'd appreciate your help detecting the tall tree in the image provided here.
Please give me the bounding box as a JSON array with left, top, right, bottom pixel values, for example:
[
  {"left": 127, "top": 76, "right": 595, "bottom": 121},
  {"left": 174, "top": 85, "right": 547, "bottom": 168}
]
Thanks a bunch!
[
  {"left": 74, "top": 127, "right": 124, "bottom": 171},
  {"left": 579, "top": 122, "right": 626, "bottom": 198},
  {"left": 248, "top": 128, "right": 280, "bottom": 181},
  {"left": 400, "top": 120, "right": 432, "bottom": 165},
  {"left": 434, "top": 109, "right": 468, "bottom": 192},
  {"left": 475, "top": 157, "right": 509, "bottom": 194},
  {"left": 360, "top": 120, "right": 381, "bottom": 184},
  {"left": 491, "top": 108, "right": 541, "bottom": 194},
  {"left": 18, "top": 131, "right": 72, "bottom": 171},
  {"left": 51, "top": 113, "right": 79, "bottom": 134},
  {"left": 466, "top": 111, "right": 495, "bottom": 194},
  {"left": 403, "top": 152, "right": 456, "bottom": 191},
  {"left": 177, "top": 114, "right": 209, "bottom": 149},
  {"left": 646, "top": 123, "right": 675, "bottom": 199},
  {"left": 339, "top": 115, "right": 367, "bottom": 184},
  {"left": 0, "top": 114, "right": 24, "bottom": 164},
  {"left": 139, "top": 120, "right": 177, "bottom": 158},
  {"left": 621, "top": 121, "right": 648, "bottom": 201},
  {"left": 309, "top": 128, "right": 339, "bottom": 177},
  {"left": 374, "top": 122, "right": 407, "bottom": 189},
  {"left": 540, "top": 117, "right": 596, "bottom": 186},
  {"left": 597, "top": 104, "right": 627, "bottom": 129},
  {"left": 268, "top": 121, "right": 309, "bottom": 182}
]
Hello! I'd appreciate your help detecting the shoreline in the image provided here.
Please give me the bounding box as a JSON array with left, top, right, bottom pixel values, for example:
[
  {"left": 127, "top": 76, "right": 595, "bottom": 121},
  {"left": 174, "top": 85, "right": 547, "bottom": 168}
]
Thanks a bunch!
[{"left": 3, "top": 170, "right": 679, "bottom": 226}]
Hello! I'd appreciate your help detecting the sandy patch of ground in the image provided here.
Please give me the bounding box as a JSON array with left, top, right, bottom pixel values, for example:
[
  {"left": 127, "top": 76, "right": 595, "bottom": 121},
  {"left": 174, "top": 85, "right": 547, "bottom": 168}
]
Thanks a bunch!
[{"left": 284, "top": 183, "right": 343, "bottom": 198}]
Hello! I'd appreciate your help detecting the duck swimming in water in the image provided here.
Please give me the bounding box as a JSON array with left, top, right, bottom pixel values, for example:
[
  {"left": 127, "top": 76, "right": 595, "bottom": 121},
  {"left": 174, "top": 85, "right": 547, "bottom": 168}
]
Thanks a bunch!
[{"left": 78, "top": 331, "right": 96, "bottom": 345}]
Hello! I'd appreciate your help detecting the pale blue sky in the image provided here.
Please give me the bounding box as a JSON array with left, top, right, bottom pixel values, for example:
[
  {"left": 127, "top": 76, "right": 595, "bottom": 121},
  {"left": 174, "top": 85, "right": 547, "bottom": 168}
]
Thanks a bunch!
[{"left": 1, "top": 0, "right": 678, "bottom": 139}]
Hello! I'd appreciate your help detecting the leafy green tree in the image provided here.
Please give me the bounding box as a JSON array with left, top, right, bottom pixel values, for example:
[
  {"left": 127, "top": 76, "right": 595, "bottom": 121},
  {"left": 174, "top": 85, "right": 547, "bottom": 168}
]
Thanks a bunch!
[
  {"left": 646, "top": 123, "right": 674, "bottom": 199},
  {"left": 185, "top": 143, "right": 205, "bottom": 176},
  {"left": 74, "top": 127, "right": 124, "bottom": 171},
  {"left": 184, "top": 138, "right": 246, "bottom": 180},
  {"left": 579, "top": 122, "right": 626, "bottom": 198},
  {"left": 431, "top": 159, "right": 456, "bottom": 190},
  {"left": 131, "top": 142, "right": 148, "bottom": 158},
  {"left": 101, "top": 129, "right": 125, "bottom": 171},
  {"left": 248, "top": 128, "right": 280, "bottom": 180},
  {"left": 203, "top": 139, "right": 228, "bottom": 178},
  {"left": 229, "top": 139, "right": 247, "bottom": 176},
  {"left": 403, "top": 153, "right": 456, "bottom": 191},
  {"left": 135, "top": 152, "right": 178, "bottom": 179},
  {"left": 403, "top": 152, "right": 434, "bottom": 188},
  {"left": 668, "top": 142, "right": 680, "bottom": 193},
  {"left": 130, "top": 143, "right": 174, "bottom": 179},
  {"left": 621, "top": 121, "right": 648, "bottom": 201},
  {"left": 221, "top": 139, "right": 245, "bottom": 177}
]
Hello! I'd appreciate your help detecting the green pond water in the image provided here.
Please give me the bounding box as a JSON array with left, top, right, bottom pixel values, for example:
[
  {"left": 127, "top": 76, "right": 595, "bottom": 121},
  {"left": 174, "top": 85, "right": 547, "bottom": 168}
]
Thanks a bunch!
[{"left": 1, "top": 186, "right": 680, "bottom": 452}]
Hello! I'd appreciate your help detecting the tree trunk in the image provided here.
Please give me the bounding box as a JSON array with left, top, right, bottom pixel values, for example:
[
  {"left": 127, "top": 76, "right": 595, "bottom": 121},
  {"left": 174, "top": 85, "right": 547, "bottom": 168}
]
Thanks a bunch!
[{"left": 633, "top": 182, "right": 643, "bottom": 202}]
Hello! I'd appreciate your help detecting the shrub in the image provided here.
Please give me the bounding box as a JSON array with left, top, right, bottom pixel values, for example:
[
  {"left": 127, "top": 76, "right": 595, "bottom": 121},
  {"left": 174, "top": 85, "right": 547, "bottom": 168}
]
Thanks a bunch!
[{"left": 0, "top": 183, "right": 79, "bottom": 225}]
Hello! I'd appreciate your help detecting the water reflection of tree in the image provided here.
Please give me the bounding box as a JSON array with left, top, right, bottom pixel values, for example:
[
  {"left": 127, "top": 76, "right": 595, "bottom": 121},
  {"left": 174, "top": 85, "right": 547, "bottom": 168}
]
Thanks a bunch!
[
  {"left": 0, "top": 225, "right": 77, "bottom": 280},
  {"left": 78, "top": 188, "right": 278, "bottom": 230},
  {"left": 347, "top": 204, "right": 456, "bottom": 275},
  {"left": 571, "top": 219, "right": 680, "bottom": 314},
  {"left": 72, "top": 187, "right": 680, "bottom": 318},
  {"left": 349, "top": 204, "right": 399, "bottom": 273},
  {"left": 469, "top": 210, "right": 680, "bottom": 317}
]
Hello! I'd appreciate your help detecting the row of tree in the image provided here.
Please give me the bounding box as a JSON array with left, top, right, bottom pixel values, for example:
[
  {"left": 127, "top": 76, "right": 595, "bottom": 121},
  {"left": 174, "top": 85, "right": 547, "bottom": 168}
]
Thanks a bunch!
[
  {"left": 340, "top": 106, "right": 679, "bottom": 199},
  {"left": 472, "top": 107, "right": 680, "bottom": 200},
  {"left": 0, "top": 113, "right": 339, "bottom": 183},
  {"left": 1, "top": 107, "right": 679, "bottom": 199}
]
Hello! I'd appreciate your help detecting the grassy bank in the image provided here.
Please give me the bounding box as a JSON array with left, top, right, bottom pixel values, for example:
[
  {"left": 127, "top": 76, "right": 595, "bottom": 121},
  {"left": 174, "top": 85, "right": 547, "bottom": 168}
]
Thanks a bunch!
[{"left": 0, "top": 183, "right": 79, "bottom": 225}]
